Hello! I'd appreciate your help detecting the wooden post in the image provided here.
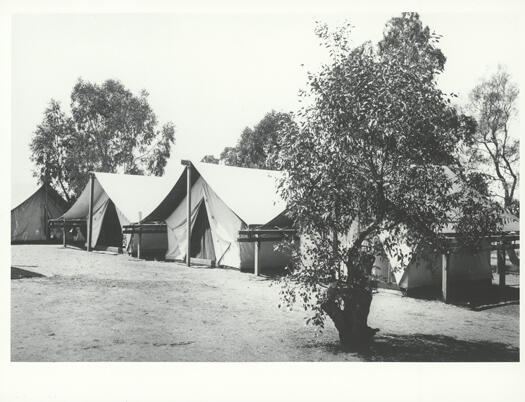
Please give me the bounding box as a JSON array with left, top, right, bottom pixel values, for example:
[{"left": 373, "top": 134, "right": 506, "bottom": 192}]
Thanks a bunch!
[
  {"left": 497, "top": 244, "right": 506, "bottom": 288},
  {"left": 87, "top": 173, "right": 94, "bottom": 252},
  {"left": 254, "top": 236, "right": 260, "bottom": 276},
  {"left": 442, "top": 253, "right": 449, "bottom": 303},
  {"left": 137, "top": 211, "right": 142, "bottom": 260},
  {"left": 62, "top": 218, "right": 66, "bottom": 248}
]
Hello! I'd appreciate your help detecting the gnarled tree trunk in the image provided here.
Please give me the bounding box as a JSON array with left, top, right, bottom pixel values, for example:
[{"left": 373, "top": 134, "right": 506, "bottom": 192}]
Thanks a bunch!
[
  {"left": 322, "top": 286, "right": 376, "bottom": 347},
  {"left": 321, "top": 254, "right": 378, "bottom": 348}
]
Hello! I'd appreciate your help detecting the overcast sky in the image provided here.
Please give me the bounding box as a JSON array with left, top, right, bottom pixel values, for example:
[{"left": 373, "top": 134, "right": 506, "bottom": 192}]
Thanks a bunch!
[{"left": 11, "top": 11, "right": 521, "bottom": 205}]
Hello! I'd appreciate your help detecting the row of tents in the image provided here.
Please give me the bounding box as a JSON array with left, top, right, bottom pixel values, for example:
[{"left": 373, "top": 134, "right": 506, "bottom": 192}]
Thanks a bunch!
[{"left": 11, "top": 161, "right": 519, "bottom": 293}]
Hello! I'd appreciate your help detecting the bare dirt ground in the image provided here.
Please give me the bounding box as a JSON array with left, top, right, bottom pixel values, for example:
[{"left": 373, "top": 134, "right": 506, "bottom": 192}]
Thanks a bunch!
[{"left": 11, "top": 245, "right": 519, "bottom": 362}]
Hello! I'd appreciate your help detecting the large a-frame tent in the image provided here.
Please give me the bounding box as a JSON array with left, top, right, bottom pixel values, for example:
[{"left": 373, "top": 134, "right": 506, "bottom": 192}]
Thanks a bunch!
[
  {"left": 60, "top": 172, "right": 175, "bottom": 252},
  {"left": 11, "top": 183, "right": 69, "bottom": 243},
  {"left": 142, "top": 162, "right": 293, "bottom": 271}
]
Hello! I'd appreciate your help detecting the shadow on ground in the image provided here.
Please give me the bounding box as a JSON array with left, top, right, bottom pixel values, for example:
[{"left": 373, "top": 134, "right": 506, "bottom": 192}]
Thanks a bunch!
[
  {"left": 400, "top": 282, "right": 520, "bottom": 311},
  {"left": 11, "top": 266, "right": 45, "bottom": 279},
  {"left": 304, "top": 333, "right": 519, "bottom": 362},
  {"left": 466, "top": 286, "right": 520, "bottom": 310}
]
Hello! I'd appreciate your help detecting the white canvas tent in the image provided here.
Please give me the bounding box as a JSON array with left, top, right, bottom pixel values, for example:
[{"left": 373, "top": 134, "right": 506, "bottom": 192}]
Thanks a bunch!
[
  {"left": 372, "top": 167, "right": 519, "bottom": 291},
  {"left": 143, "top": 162, "right": 292, "bottom": 271},
  {"left": 11, "top": 183, "right": 69, "bottom": 243},
  {"left": 60, "top": 171, "right": 176, "bottom": 251}
]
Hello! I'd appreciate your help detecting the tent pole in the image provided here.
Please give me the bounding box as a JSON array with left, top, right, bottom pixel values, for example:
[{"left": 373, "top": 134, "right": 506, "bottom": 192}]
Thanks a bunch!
[
  {"left": 87, "top": 172, "right": 94, "bottom": 252},
  {"left": 254, "top": 236, "right": 260, "bottom": 276},
  {"left": 137, "top": 211, "right": 142, "bottom": 260},
  {"left": 442, "top": 252, "right": 449, "bottom": 303},
  {"left": 183, "top": 161, "right": 192, "bottom": 267},
  {"left": 497, "top": 242, "right": 506, "bottom": 288}
]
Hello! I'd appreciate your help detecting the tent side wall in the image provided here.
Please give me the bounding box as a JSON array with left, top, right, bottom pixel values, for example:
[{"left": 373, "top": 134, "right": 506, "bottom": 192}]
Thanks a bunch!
[
  {"left": 399, "top": 241, "right": 492, "bottom": 290},
  {"left": 127, "top": 232, "right": 169, "bottom": 257},
  {"left": 239, "top": 240, "right": 294, "bottom": 272},
  {"left": 448, "top": 242, "right": 492, "bottom": 282}
]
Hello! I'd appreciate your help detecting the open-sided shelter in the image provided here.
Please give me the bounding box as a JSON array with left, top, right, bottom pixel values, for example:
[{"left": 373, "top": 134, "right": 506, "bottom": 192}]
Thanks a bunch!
[
  {"left": 11, "top": 183, "right": 69, "bottom": 243},
  {"left": 59, "top": 172, "right": 175, "bottom": 253},
  {"left": 142, "top": 162, "right": 293, "bottom": 271}
]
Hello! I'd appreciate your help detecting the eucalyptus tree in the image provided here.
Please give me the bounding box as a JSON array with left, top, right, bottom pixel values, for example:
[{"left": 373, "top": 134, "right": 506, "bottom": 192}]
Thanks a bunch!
[
  {"left": 275, "top": 14, "right": 499, "bottom": 348},
  {"left": 220, "top": 111, "right": 295, "bottom": 169},
  {"left": 31, "top": 78, "right": 175, "bottom": 202},
  {"left": 468, "top": 67, "right": 519, "bottom": 215}
]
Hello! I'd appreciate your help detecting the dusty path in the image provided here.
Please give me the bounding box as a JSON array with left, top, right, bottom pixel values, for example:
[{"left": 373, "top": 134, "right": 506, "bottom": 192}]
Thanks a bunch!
[{"left": 11, "top": 245, "right": 519, "bottom": 361}]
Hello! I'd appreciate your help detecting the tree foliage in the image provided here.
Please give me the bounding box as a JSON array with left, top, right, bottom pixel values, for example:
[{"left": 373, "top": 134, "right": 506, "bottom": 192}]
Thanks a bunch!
[
  {"left": 219, "top": 111, "right": 296, "bottom": 169},
  {"left": 275, "top": 14, "right": 501, "bottom": 347},
  {"left": 30, "top": 79, "right": 176, "bottom": 202},
  {"left": 200, "top": 154, "right": 220, "bottom": 164},
  {"left": 467, "top": 67, "right": 519, "bottom": 215}
]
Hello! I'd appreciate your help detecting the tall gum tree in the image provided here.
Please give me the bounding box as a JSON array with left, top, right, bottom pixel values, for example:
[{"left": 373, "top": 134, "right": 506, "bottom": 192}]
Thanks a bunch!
[
  {"left": 30, "top": 78, "right": 176, "bottom": 202},
  {"left": 468, "top": 67, "right": 519, "bottom": 215},
  {"left": 275, "top": 14, "right": 501, "bottom": 348}
]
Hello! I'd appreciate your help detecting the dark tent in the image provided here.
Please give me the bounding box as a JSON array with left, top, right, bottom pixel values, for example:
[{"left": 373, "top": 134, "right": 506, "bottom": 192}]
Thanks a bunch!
[{"left": 11, "top": 183, "right": 69, "bottom": 243}]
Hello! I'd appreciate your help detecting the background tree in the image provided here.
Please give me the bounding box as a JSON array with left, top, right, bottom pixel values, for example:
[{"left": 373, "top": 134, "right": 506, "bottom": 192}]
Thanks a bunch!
[
  {"left": 200, "top": 155, "right": 219, "bottom": 164},
  {"left": 219, "top": 111, "right": 295, "bottom": 169},
  {"left": 30, "top": 78, "right": 176, "bottom": 202},
  {"left": 275, "top": 14, "right": 500, "bottom": 348},
  {"left": 467, "top": 67, "right": 519, "bottom": 216},
  {"left": 218, "top": 147, "right": 240, "bottom": 167},
  {"left": 30, "top": 100, "right": 76, "bottom": 202}
]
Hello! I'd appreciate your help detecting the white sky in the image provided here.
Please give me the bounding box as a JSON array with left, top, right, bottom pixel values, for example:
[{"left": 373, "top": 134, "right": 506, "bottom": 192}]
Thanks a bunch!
[{"left": 11, "top": 11, "right": 521, "bottom": 205}]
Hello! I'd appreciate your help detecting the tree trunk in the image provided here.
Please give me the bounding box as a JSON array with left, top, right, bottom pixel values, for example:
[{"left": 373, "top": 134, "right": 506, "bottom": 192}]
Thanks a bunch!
[
  {"left": 322, "top": 284, "right": 377, "bottom": 349},
  {"left": 504, "top": 196, "right": 520, "bottom": 268}
]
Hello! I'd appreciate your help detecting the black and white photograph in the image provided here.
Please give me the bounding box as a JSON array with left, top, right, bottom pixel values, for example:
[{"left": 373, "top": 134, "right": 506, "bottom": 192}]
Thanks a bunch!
[{"left": 2, "top": 0, "right": 523, "bottom": 401}]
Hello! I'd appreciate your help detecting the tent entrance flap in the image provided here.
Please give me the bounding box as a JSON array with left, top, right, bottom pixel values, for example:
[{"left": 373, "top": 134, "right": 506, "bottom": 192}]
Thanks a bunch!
[
  {"left": 97, "top": 200, "right": 123, "bottom": 247},
  {"left": 190, "top": 202, "right": 216, "bottom": 261}
]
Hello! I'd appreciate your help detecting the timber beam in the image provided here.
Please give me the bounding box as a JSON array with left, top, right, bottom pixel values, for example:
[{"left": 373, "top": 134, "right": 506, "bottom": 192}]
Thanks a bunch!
[
  {"left": 49, "top": 219, "right": 87, "bottom": 228},
  {"left": 238, "top": 229, "right": 297, "bottom": 243},
  {"left": 122, "top": 223, "right": 167, "bottom": 234}
]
